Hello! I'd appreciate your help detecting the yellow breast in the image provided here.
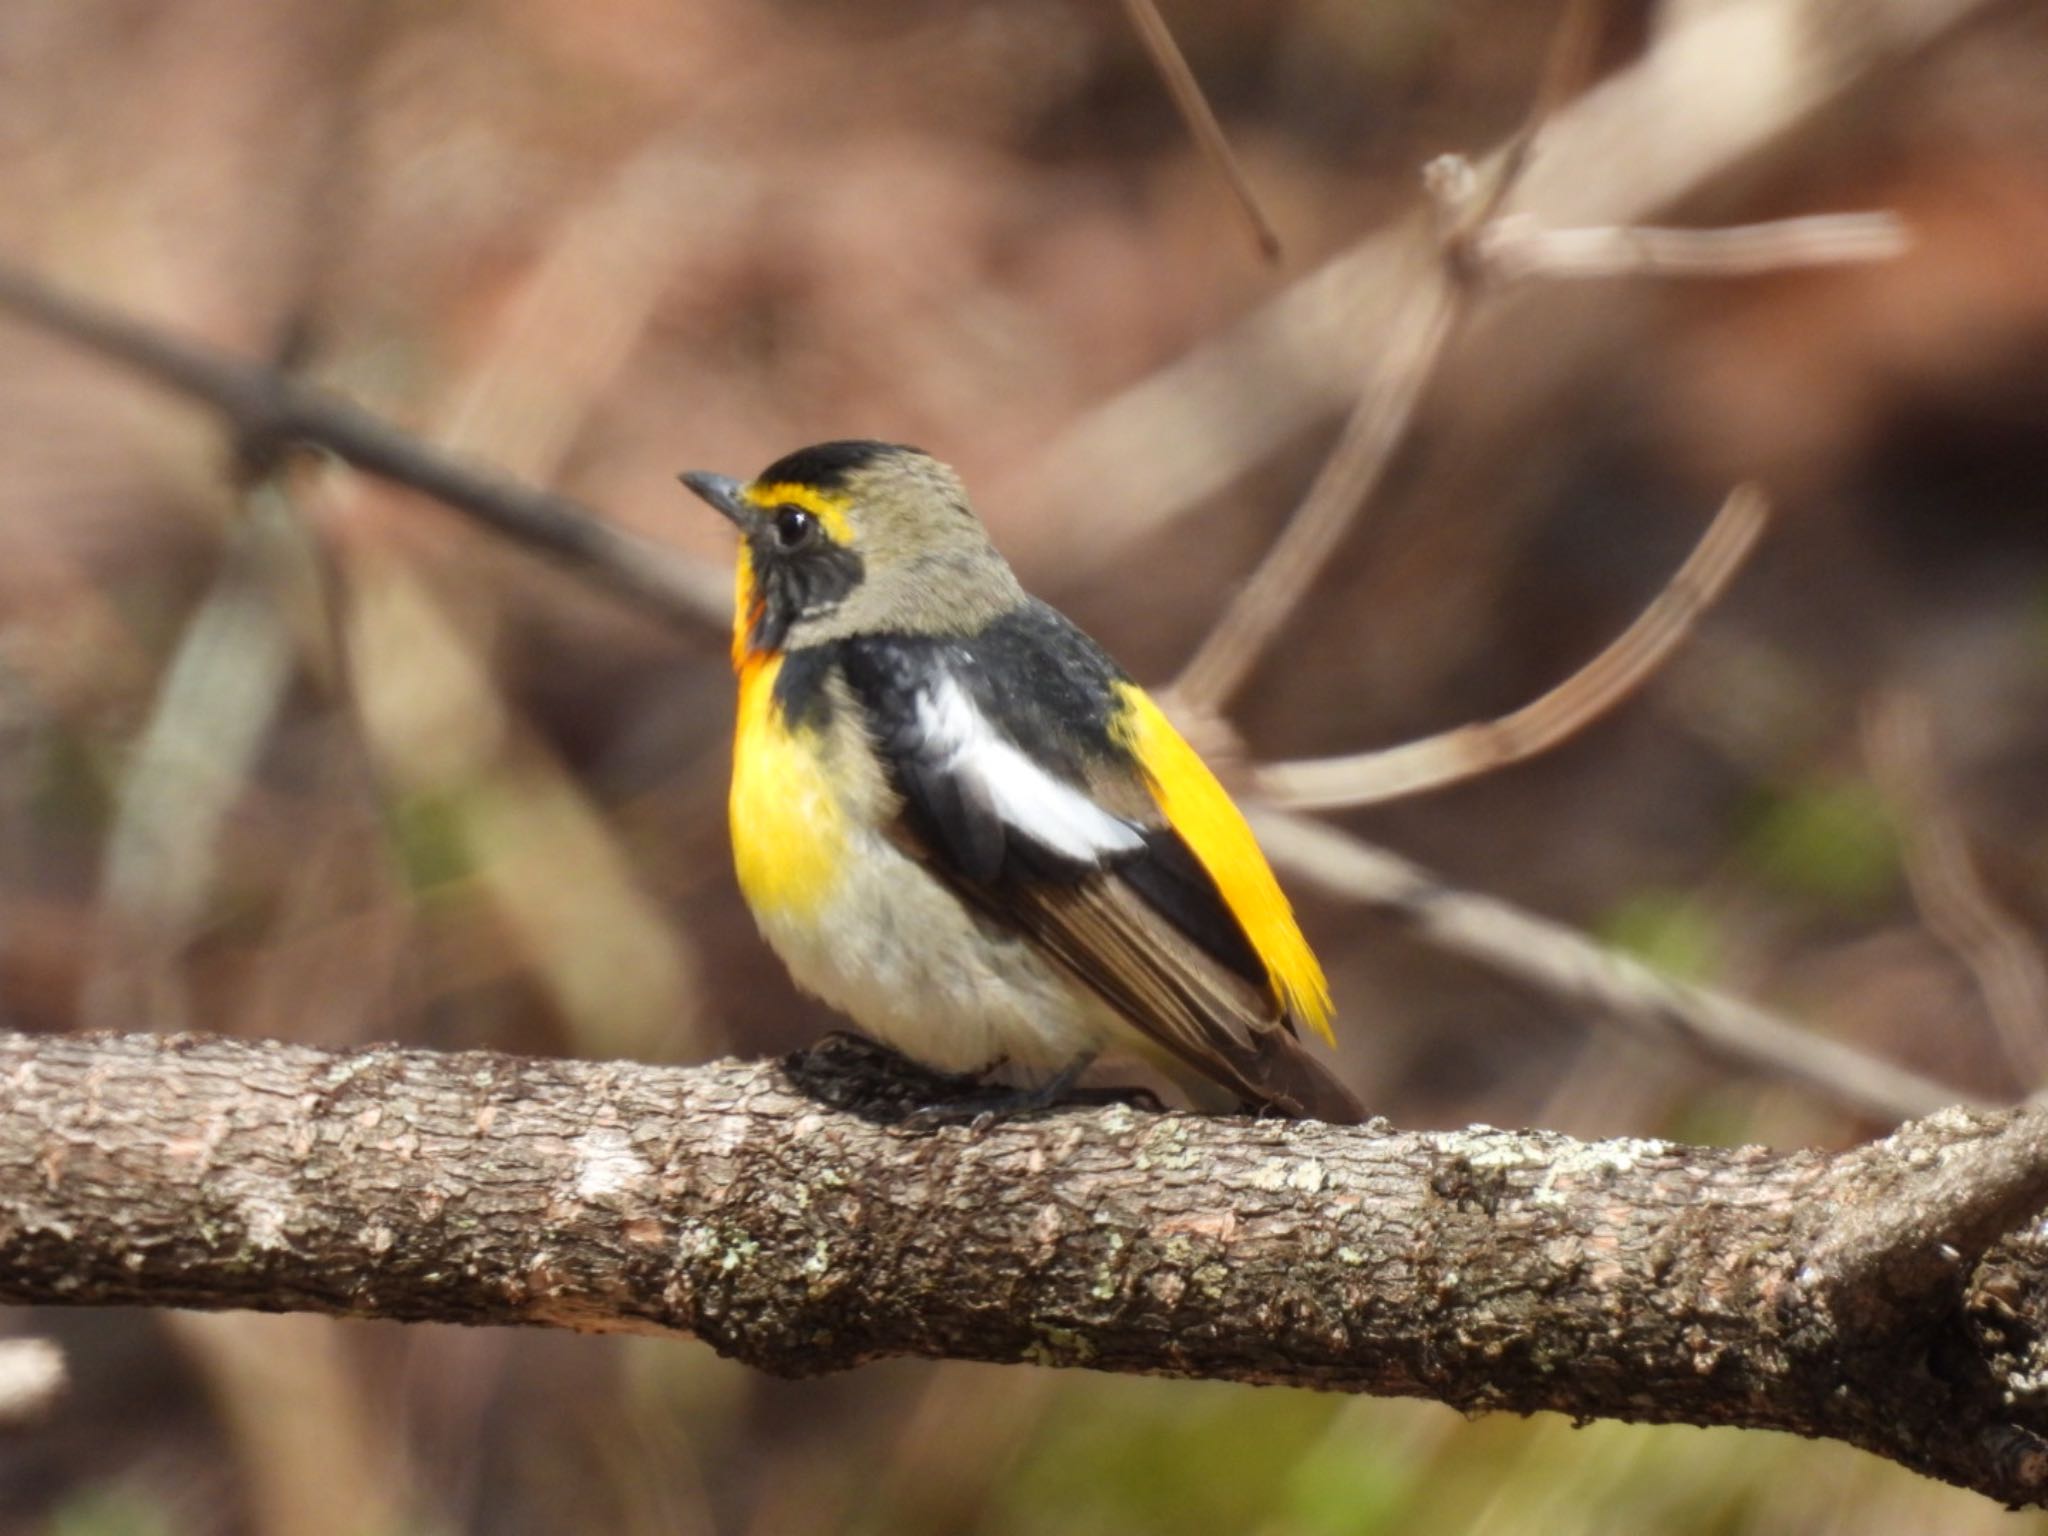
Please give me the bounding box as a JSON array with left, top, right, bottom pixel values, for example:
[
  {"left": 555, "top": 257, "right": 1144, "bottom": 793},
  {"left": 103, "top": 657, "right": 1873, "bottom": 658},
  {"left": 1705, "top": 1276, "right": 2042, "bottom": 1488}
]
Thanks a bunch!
[{"left": 730, "top": 652, "right": 847, "bottom": 918}]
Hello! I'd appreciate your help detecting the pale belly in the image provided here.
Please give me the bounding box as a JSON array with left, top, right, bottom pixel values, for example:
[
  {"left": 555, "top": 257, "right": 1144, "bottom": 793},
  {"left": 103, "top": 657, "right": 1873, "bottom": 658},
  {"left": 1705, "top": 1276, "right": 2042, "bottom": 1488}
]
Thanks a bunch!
[
  {"left": 730, "top": 655, "right": 1109, "bottom": 1075},
  {"left": 751, "top": 821, "right": 1109, "bottom": 1075}
]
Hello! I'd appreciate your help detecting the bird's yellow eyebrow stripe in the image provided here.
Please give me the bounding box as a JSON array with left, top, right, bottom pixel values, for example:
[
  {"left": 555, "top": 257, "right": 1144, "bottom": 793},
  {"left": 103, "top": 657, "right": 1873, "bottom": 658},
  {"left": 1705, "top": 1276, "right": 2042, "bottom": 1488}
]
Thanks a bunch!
[{"left": 743, "top": 481, "right": 856, "bottom": 545}]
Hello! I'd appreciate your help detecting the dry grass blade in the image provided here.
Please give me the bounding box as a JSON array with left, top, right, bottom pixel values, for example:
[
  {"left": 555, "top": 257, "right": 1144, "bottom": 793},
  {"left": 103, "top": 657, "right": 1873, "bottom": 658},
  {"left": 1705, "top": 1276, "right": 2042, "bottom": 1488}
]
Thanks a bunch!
[
  {"left": 1255, "top": 484, "right": 1769, "bottom": 810},
  {"left": 329, "top": 147, "right": 720, "bottom": 1061},
  {"left": 1863, "top": 690, "right": 2048, "bottom": 1093},
  {"left": 1248, "top": 804, "right": 1976, "bottom": 1123},
  {"left": 165, "top": 1311, "right": 412, "bottom": 1536},
  {"left": 1478, "top": 211, "right": 1912, "bottom": 281},
  {"left": 81, "top": 484, "right": 310, "bottom": 1035},
  {"left": 0, "top": 1338, "right": 65, "bottom": 1428},
  {"left": 1119, "top": 0, "right": 1282, "bottom": 263}
]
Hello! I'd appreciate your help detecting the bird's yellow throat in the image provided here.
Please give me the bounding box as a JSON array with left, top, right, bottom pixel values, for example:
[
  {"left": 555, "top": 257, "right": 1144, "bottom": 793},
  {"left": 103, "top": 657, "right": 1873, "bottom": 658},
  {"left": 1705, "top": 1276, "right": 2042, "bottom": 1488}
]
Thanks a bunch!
[{"left": 730, "top": 649, "right": 847, "bottom": 919}]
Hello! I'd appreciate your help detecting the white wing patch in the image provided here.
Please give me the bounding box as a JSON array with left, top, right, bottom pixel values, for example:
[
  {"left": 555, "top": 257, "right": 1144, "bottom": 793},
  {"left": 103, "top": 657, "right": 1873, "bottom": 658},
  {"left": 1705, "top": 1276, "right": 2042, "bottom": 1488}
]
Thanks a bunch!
[{"left": 916, "top": 674, "right": 1143, "bottom": 865}]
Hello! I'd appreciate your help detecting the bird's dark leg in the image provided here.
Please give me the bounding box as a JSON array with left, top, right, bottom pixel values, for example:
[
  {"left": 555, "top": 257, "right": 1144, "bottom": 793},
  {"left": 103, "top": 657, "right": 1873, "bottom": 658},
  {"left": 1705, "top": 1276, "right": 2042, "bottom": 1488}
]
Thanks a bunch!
[
  {"left": 901, "top": 1052, "right": 1093, "bottom": 1130},
  {"left": 782, "top": 1031, "right": 997, "bottom": 1116},
  {"left": 900, "top": 1051, "right": 1164, "bottom": 1131},
  {"left": 785, "top": 1034, "right": 1164, "bottom": 1128}
]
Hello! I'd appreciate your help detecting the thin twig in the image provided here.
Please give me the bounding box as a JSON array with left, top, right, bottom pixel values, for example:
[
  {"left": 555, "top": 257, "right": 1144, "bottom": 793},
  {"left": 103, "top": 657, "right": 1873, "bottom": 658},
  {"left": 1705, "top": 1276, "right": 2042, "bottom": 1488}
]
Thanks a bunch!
[
  {"left": 1478, "top": 210, "right": 1912, "bottom": 281},
  {"left": 1450, "top": 0, "right": 1606, "bottom": 255},
  {"left": 1162, "top": 275, "right": 1460, "bottom": 714},
  {"left": 1864, "top": 690, "right": 2048, "bottom": 1093},
  {"left": 1004, "top": 0, "right": 1989, "bottom": 589},
  {"left": 1163, "top": 215, "right": 1899, "bottom": 724},
  {"left": 1162, "top": 0, "right": 1602, "bottom": 716},
  {"left": 1246, "top": 803, "right": 1979, "bottom": 1122},
  {"left": 0, "top": 260, "right": 729, "bottom": 629},
  {"left": 1255, "top": 484, "right": 1768, "bottom": 810},
  {"left": 1119, "top": 0, "right": 1282, "bottom": 263}
]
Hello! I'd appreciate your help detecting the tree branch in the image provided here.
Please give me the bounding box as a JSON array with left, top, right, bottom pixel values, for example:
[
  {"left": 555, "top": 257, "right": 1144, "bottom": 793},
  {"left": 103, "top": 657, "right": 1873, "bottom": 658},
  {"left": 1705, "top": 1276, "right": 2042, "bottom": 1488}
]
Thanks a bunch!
[{"left": 6, "top": 1027, "right": 2048, "bottom": 1505}]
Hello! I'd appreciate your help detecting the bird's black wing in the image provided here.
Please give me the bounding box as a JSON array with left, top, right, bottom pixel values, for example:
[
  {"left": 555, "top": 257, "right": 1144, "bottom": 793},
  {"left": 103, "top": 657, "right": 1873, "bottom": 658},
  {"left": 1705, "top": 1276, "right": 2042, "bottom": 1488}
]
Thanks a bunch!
[{"left": 833, "top": 602, "right": 1359, "bottom": 1121}]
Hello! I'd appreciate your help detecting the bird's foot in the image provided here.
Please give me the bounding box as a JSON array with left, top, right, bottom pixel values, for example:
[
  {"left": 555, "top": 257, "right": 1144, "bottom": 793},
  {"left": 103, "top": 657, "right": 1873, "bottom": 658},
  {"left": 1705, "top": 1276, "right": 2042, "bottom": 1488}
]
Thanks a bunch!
[
  {"left": 1060, "top": 1082, "right": 1168, "bottom": 1114},
  {"left": 899, "top": 1054, "right": 1162, "bottom": 1133},
  {"left": 783, "top": 1032, "right": 1002, "bottom": 1119},
  {"left": 784, "top": 1037, "right": 1162, "bottom": 1130}
]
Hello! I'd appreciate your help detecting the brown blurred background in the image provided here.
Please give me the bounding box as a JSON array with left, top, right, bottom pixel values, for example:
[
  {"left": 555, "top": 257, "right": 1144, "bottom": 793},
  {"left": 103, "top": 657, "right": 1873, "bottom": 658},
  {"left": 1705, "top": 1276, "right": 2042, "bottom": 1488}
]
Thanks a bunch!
[{"left": 3, "top": 0, "right": 2048, "bottom": 1531}]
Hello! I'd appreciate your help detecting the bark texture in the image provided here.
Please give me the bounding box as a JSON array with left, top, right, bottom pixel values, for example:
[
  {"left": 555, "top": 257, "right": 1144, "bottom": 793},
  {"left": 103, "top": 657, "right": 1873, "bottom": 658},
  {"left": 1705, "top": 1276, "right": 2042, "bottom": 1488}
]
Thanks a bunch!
[{"left": 5, "top": 1028, "right": 2048, "bottom": 1506}]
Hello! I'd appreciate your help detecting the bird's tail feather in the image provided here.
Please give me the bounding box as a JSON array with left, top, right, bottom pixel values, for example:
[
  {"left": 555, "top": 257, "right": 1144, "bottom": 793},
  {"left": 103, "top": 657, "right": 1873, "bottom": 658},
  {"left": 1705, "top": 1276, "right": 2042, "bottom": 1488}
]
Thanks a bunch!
[{"left": 1242, "top": 1031, "right": 1367, "bottom": 1124}]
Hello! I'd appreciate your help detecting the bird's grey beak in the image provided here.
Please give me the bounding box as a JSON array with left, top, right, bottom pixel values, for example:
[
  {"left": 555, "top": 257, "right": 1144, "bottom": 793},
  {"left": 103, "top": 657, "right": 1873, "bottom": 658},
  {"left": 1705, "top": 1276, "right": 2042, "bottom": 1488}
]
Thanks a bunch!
[{"left": 678, "top": 470, "right": 755, "bottom": 530}]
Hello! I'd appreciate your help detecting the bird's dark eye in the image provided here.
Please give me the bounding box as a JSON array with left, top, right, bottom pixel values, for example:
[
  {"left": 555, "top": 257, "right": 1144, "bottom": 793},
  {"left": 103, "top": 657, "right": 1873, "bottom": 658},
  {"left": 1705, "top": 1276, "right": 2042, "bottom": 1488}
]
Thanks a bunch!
[{"left": 773, "top": 506, "right": 818, "bottom": 549}]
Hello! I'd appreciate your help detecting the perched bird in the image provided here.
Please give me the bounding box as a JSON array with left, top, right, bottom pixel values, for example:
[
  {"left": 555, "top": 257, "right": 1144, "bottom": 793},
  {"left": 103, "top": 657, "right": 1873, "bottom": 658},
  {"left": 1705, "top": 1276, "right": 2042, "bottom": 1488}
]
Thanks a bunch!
[{"left": 681, "top": 441, "right": 1361, "bottom": 1123}]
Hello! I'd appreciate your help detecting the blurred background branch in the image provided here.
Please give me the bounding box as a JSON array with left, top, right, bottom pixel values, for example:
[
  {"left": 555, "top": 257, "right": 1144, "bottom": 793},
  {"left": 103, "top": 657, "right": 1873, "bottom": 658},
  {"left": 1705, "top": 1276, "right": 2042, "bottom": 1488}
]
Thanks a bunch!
[
  {"left": 1160, "top": 0, "right": 1605, "bottom": 716},
  {"left": 1000, "top": 0, "right": 2008, "bottom": 574},
  {"left": 1475, "top": 209, "right": 1914, "bottom": 281},
  {"left": 0, "top": 1338, "right": 65, "bottom": 1430},
  {"left": 0, "top": 261, "right": 729, "bottom": 628},
  {"left": 1865, "top": 691, "right": 2048, "bottom": 1094},
  {"left": 1246, "top": 805, "right": 1975, "bottom": 1121}
]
